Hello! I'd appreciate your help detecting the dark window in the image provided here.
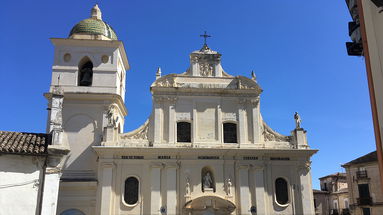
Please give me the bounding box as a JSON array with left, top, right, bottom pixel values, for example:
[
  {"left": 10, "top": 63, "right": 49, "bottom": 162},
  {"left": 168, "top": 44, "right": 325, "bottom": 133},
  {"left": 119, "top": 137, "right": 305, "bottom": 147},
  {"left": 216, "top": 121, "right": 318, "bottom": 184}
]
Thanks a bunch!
[
  {"left": 124, "top": 177, "right": 139, "bottom": 205},
  {"left": 358, "top": 184, "right": 370, "bottom": 198},
  {"left": 78, "top": 60, "right": 93, "bottom": 86},
  {"left": 275, "top": 177, "right": 289, "bottom": 205},
  {"left": 362, "top": 208, "right": 370, "bottom": 215},
  {"left": 223, "top": 123, "right": 237, "bottom": 143},
  {"left": 177, "top": 122, "right": 191, "bottom": 142}
]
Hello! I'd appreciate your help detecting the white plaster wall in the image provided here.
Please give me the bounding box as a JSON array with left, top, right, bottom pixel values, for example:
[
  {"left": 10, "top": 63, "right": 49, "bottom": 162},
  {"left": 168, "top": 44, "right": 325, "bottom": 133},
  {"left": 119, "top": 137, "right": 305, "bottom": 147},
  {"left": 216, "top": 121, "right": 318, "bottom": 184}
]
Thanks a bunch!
[{"left": 0, "top": 155, "right": 44, "bottom": 215}]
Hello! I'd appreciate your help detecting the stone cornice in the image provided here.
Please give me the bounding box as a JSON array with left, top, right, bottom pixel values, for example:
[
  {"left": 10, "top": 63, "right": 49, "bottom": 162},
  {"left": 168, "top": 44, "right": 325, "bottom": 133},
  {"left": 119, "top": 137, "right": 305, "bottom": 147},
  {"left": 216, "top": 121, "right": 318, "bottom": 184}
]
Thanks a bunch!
[{"left": 44, "top": 92, "right": 128, "bottom": 116}]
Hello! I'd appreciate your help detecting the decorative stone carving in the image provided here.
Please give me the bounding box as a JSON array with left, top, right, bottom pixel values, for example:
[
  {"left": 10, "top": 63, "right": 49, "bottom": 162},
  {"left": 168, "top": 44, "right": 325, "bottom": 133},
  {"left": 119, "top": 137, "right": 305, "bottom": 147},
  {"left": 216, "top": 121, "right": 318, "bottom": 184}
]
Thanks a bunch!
[
  {"left": 199, "top": 62, "right": 214, "bottom": 76},
  {"left": 154, "top": 96, "right": 178, "bottom": 104},
  {"left": 239, "top": 97, "right": 260, "bottom": 106},
  {"left": 185, "top": 177, "right": 191, "bottom": 196},
  {"left": 226, "top": 178, "right": 232, "bottom": 196},
  {"left": 222, "top": 113, "right": 237, "bottom": 121},
  {"left": 176, "top": 112, "right": 191, "bottom": 121},
  {"left": 262, "top": 122, "right": 291, "bottom": 142},
  {"left": 153, "top": 76, "right": 176, "bottom": 88},
  {"left": 106, "top": 104, "right": 119, "bottom": 128},
  {"left": 120, "top": 120, "right": 149, "bottom": 140}
]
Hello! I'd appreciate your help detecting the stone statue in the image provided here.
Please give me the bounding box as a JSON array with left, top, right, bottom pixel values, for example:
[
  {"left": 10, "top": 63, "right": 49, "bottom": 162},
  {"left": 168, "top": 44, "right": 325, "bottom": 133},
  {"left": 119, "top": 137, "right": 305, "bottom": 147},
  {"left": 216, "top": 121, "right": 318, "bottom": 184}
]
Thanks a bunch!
[
  {"left": 107, "top": 105, "right": 119, "bottom": 128},
  {"left": 294, "top": 112, "right": 301, "bottom": 129},
  {"left": 203, "top": 172, "right": 213, "bottom": 189},
  {"left": 251, "top": 70, "right": 256, "bottom": 81},
  {"left": 227, "top": 178, "right": 232, "bottom": 196},
  {"left": 185, "top": 177, "right": 191, "bottom": 196}
]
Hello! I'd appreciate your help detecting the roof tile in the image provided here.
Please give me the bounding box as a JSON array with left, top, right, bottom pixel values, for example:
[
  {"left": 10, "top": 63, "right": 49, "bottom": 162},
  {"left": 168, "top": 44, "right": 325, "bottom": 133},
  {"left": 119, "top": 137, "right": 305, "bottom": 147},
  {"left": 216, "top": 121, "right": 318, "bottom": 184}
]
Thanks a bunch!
[{"left": 0, "top": 131, "right": 49, "bottom": 155}]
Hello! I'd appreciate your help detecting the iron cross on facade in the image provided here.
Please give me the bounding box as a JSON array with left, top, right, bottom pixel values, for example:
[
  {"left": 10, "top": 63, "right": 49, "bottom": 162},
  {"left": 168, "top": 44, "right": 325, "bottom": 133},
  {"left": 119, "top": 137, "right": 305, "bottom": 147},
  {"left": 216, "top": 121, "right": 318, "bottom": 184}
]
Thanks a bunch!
[{"left": 200, "top": 31, "right": 211, "bottom": 45}]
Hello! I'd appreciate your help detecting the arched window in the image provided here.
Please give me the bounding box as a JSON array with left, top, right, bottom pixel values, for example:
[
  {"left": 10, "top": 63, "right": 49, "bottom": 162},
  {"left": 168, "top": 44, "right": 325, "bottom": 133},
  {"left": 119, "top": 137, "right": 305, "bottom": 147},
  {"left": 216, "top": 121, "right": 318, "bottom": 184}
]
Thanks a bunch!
[
  {"left": 201, "top": 167, "right": 215, "bottom": 192},
  {"left": 78, "top": 57, "right": 93, "bottom": 86},
  {"left": 177, "top": 122, "right": 191, "bottom": 142},
  {"left": 60, "top": 209, "right": 85, "bottom": 215},
  {"left": 124, "top": 177, "right": 139, "bottom": 205},
  {"left": 275, "top": 177, "right": 289, "bottom": 205},
  {"left": 223, "top": 122, "right": 237, "bottom": 143}
]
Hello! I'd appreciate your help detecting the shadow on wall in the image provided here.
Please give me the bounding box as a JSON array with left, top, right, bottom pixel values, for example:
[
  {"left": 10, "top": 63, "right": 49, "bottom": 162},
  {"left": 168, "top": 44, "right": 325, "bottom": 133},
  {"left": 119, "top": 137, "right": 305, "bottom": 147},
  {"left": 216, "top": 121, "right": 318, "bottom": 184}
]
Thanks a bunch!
[{"left": 62, "top": 113, "right": 100, "bottom": 177}]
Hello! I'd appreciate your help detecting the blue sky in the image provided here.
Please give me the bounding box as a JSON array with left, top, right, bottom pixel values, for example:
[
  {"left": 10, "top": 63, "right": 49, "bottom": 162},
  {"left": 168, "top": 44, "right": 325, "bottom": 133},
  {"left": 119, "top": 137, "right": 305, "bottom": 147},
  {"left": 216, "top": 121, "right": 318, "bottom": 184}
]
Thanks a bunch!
[{"left": 0, "top": 1, "right": 376, "bottom": 189}]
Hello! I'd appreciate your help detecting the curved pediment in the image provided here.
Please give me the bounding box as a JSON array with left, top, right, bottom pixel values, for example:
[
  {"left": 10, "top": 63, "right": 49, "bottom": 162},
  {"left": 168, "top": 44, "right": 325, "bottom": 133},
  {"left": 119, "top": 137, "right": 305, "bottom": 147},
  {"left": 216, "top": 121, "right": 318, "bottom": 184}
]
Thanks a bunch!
[{"left": 184, "top": 195, "right": 236, "bottom": 213}]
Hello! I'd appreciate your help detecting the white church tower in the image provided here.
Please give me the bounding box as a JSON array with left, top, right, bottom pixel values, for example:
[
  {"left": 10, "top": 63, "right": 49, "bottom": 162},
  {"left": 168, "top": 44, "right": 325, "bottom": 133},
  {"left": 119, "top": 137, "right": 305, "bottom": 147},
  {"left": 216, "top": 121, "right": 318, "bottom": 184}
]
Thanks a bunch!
[
  {"left": 51, "top": 6, "right": 317, "bottom": 215},
  {"left": 45, "top": 5, "right": 129, "bottom": 214}
]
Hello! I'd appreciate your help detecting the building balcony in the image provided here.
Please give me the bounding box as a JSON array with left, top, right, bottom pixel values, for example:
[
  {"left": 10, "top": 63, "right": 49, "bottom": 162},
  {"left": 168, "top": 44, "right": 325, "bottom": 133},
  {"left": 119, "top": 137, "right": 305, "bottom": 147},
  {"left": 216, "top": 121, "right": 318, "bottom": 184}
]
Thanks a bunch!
[
  {"left": 331, "top": 209, "right": 339, "bottom": 215},
  {"left": 357, "top": 197, "right": 372, "bottom": 206},
  {"left": 341, "top": 208, "right": 351, "bottom": 215},
  {"left": 356, "top": 170, "right": 368, "bottom": 179}
]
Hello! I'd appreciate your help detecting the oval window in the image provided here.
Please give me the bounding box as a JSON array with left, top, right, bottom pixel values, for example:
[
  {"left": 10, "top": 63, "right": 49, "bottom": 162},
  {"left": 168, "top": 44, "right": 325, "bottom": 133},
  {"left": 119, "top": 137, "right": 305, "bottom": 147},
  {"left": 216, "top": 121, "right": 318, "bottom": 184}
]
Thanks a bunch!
[
  {"left": 124, "top": 177, "right": 139, "bottom": 205},
  {"left": 275, "top": 177, "right": 289, "bottom": 205}
]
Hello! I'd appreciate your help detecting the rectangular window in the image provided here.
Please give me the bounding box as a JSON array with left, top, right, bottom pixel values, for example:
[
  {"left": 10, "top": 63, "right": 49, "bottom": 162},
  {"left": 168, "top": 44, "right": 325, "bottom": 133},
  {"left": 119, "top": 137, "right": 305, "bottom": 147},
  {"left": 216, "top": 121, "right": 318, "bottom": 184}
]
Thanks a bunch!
[
  {"left": 223, "top": 123, "right": 237, "bottom": 143},
  {"left": 358, "top": 184, "right": 370, "bottom": 198},
  {"left": 177, "top": 122, "right": 191, "bottom": 142},
  {"left": 362, "top": 208, "right": 370, "bottom": 215}
]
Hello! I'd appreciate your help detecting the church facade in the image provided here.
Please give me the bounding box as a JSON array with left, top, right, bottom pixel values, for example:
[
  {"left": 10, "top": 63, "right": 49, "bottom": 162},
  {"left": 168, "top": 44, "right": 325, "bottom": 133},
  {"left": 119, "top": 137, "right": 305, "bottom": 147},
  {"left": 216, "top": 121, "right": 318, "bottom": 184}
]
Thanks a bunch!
[{"left": 51, "top": 5, "right": 317, "bottom": 215}]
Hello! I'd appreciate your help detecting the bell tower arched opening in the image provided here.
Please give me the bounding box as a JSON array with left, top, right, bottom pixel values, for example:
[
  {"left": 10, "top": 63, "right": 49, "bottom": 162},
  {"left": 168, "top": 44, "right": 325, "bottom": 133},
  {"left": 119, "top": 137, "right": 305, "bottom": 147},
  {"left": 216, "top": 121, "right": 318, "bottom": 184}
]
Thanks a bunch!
[{"left": 78, "top": 57, "right": 93, "bottom": 86}]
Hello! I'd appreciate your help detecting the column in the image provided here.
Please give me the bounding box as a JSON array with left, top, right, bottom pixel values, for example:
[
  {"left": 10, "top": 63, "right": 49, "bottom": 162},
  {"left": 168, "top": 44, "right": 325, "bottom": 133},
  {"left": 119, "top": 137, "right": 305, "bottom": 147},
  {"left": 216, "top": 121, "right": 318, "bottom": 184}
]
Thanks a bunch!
[
  {"left": 40, "top": 168, "right": 61, "bottom": 215},
  {"left": 100, "top": 162, "right": 115, "bottom": 215},
  {"left": 153, "top": 99, "right": 162, "bottom": 144},
  {"left": 168, "top": 101, "right": 176, "bottom": 144},
  {"left": 254, "top": 166, "right": 267, "bottom": 215},
  {"left": 166, "top": 166, "right": 177, "bottom": 215},
  {"left": 239, "top": 165, "right": 251, "bottom": 215},
  {"left": 299, "top": 164, "right": 315, "bottom": 215},
  {"left": 217, "top": 104, "right": 222, "bottom": 143},
  {"left": 151, "top": 165, "right": 162, "bottom": 215},
  {"left": 252, "top": 101, "right": 261, "bottom": 143},
  {"left": 238, "top": 105, "right": 247, "bottom": 144}
]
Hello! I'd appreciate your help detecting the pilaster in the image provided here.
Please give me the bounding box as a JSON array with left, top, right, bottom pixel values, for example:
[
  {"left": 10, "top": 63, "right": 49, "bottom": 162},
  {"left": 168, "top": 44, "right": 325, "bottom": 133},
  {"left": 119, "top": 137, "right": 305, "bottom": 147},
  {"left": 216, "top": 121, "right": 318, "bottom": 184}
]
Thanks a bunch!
[
  {"left": 166, "top": 164, "right": 177, "bottom": 215},
  {"left": 153, "top": 99, "right": 163, "bottom": 144},
  {"left": 238, "top": 164, "right": 251, "bottom": 215},
  {"left": 238, "top": 104, "right": 247, "bottom": 145},
  {"left": 150, "top": 164, "right": 162, "bottom": 215},
  {"left": 99, "top": 162, "right": 115, "bottom": 215},
  {"left": 253, "top": 166, "right": 267, "bottom": 215}
]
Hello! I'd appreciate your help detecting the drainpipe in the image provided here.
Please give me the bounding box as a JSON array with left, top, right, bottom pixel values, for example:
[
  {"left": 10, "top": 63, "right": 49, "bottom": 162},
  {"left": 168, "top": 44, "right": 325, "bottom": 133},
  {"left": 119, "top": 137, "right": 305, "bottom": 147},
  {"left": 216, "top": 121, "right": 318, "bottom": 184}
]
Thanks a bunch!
[{"left": 36, "top": 152, "right": 49, "bottom": 215}]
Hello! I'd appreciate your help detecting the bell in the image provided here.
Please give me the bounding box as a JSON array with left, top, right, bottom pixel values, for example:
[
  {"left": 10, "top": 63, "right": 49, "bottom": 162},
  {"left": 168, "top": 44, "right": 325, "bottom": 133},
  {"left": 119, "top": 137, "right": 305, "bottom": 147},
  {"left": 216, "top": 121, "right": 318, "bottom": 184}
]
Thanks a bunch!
[{"left": 80, "top": 67, "right": 93, "bottom": 86}]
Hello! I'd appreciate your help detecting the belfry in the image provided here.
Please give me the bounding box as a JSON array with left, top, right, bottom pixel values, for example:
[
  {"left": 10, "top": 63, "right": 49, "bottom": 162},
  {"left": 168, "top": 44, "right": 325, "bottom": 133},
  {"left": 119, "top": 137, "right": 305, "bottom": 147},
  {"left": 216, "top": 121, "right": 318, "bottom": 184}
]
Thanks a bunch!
[{"left": 51, "top": 5, "right": 317, "bottom": 215}]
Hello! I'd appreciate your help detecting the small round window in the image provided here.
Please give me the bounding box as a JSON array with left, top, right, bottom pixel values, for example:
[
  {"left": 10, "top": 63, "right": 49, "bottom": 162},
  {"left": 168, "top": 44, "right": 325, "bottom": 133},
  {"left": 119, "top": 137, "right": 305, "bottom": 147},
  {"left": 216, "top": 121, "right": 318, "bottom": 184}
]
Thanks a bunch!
[
  {"left": 124, "top": 177, "right": 139, "bottom": 205},
  {"left": 275, "top": 177, "right": 289, "bottom": 205}
]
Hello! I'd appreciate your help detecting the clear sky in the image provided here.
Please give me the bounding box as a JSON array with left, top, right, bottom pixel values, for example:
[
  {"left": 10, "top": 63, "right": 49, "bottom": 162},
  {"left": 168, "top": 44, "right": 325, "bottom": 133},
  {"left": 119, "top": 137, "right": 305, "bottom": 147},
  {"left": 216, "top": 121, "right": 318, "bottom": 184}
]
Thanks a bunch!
[{"left": 0, "top": 1, "right": 376, "bottom": 189}]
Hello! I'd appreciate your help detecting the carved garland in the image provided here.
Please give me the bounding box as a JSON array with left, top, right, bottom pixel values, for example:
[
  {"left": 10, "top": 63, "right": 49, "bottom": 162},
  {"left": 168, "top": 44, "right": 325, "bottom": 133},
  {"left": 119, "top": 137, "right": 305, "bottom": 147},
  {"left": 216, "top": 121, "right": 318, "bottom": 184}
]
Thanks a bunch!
[{"left": 120, "top": 120, "right": 149, "bottom": 140}]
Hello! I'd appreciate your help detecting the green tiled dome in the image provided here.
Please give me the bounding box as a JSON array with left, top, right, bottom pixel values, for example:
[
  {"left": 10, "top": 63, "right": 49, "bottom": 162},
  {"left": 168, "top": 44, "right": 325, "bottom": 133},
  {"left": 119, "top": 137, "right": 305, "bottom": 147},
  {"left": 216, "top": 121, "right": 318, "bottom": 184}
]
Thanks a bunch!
[{"left": 69, "top": 18, "right": 118, "bottom": 40}]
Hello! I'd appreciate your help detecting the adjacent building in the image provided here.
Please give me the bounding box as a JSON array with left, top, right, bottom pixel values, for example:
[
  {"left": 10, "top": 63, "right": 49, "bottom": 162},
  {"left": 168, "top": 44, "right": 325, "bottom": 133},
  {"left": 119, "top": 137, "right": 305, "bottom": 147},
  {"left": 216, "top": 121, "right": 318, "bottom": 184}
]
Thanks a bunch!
[
  {"left": 342, "top": 151, "right": 383, "bottom": 215},
  {"left": 313, "top": 173, "right": 350, "bottom": 215},
  {"left": 345, "top": 0, "right": 383, "bottom": 191}
]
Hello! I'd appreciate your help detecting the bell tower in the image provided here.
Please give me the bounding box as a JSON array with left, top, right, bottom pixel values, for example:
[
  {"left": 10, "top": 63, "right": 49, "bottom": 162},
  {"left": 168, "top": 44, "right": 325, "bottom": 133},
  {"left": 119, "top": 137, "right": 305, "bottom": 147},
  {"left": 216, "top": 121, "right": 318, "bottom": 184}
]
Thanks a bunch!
[{"left": 46, "top": 4, "right": 129, "bottom": 181}]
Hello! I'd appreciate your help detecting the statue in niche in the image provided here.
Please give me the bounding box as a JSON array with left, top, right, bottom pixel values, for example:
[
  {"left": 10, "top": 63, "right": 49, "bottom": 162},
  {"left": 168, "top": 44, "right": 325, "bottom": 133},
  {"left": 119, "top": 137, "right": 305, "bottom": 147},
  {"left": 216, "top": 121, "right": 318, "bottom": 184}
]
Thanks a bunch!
[
  {"left": 203, "top": 172, "right": 213, "bottom": 189},
  {"left": 294, "top": 112, "right": 302, "bottom": 129}
]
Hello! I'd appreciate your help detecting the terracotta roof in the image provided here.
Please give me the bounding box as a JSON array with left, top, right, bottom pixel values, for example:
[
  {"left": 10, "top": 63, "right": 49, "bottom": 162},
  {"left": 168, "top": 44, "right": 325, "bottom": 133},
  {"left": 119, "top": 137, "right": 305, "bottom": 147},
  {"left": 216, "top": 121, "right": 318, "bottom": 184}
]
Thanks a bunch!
[
  {"left": 342, "top": 151, "right": 377, "bottom": 166},
  {"left": 313, "top": 189, "right": 329, "bottom": 194},
  {"left": 0, "top": 131, "right": 50, "bottom": 155},
  {"left": 319, "top": 172, "right": 346, "bottom": 179}
]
